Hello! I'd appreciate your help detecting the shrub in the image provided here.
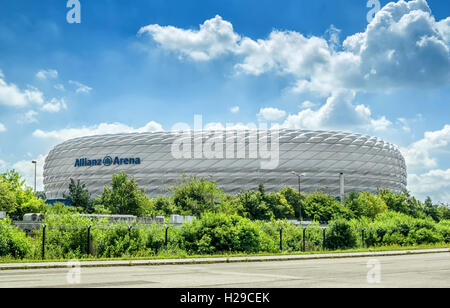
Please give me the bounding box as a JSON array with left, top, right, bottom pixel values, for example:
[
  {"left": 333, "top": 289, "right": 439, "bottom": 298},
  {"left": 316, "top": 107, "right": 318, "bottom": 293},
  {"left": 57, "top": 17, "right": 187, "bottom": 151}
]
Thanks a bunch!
[
  {"left": 0, "top": 219, "right": 32, "bottom": 258},
  {"left": 94, "top": 224, "right": 150, "bottom": 258},
  {"left": 324, "top": 219, "right": 358, "bottom": 250},
  {"left": 171, "top": 175, "right": 224, "bottom": 217},
  {"left": 437, "top": 220, "right": 450, "bottom": 243},
  {"left": 39, "top": 213, "right": 93, "bottom": 258},
  {"left": 407, "top": 228, "right": 443, "bottom": 245},
  {"left": 180, "top": 213, "right": 263, "bottom": 254},
  {"left": 302, "top": 191, "right": 349, "bottom": 222},
  {"left": 347, "top": 191, "right": 387, "bottom": 219}
]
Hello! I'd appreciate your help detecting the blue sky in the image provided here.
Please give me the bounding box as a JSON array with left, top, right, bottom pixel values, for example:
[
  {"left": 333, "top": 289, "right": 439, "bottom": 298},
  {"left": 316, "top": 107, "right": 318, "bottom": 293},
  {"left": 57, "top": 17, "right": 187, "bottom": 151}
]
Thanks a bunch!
[{"left": 0, "top": 0, "right": 449, "bottom": 203}]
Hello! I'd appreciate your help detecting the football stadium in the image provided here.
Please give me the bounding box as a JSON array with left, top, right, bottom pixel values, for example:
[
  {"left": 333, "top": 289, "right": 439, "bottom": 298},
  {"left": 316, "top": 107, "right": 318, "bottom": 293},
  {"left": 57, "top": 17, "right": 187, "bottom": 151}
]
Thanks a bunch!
[{"left": 43, "top": 129, "right": 407, "bottom": 201}]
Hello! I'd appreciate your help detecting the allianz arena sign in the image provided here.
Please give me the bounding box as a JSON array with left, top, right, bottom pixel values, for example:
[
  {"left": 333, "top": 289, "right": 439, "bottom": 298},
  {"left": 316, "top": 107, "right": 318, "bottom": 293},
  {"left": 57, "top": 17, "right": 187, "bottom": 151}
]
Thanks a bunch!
[{"left": 74, "top": 156, "right": 142, "bottom": 167}]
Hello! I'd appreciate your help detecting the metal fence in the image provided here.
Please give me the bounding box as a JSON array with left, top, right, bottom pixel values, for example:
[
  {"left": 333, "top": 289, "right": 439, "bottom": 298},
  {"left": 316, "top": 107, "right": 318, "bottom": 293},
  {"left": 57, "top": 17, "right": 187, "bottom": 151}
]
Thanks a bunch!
[{"left": 0, "top": 223, "right": 419, "bottom": 260}]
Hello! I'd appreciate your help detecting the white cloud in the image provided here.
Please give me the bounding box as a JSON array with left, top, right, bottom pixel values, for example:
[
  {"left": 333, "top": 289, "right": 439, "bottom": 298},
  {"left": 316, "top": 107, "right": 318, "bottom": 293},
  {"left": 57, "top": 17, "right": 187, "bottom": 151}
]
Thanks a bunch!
[
  {"left": 257, "top": 107, "right": 287, "bottom": 121},
  {"left": 41, "top": 98, "right": 67, "bottom": 113},
  {"left": 280, "top": 90, "right": 392, "bottom": 131},
  {"left": 36, "top": 69, "right": 58, "bottom": 80},
  {"left": 401, "top": 124, "right": 450, "bottom": 169},
  {"left": 230, "top": 106, "right": 240, "bottom": 113},
  {"left": 12, "top": 154, "right": 46, "bottom": 191},
  {"left": 69, "top": 80, "right": 93, "bottom": 94},
  {"left": 408, "top": 169, "right": 450, "bottom": 203},
  {"left": 54, "top": 84, "right": 65, "bottom": 91},
  {"left": 138, "top": 15, "right": 241, "bottom": 61},
  {"left": 33, "top": 121, "right": 164, "bottom": 141},
  {"left": 17, "top": 110, "right": 39, "bottom": 124},
  {"left": 140, "top": 1, "right": 450, "bottom": 94},
  {"left": 0, "top": 76, "right": 44, "bottom": 107},
  {"left": 300, "top": 101, "right": 316, "bottom": 109},
  {"left": 0, "top": 123, "right": 5, "bottom": 132},
  {"left": 203, "top": 122, "right": 258, "bottom": 131}
]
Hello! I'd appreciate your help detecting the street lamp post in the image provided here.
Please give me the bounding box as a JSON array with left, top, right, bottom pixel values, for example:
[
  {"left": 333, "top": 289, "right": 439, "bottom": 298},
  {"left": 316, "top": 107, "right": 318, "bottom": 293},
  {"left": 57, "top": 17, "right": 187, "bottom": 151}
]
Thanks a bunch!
[
  {"left": 339, "top": 172, "right": 345, "bottom": 203},
  {"left": 291, "top": 171, "right": 305, "bottom": 222},
  {"left": 31, "top": 160, "right": 37, "bottom": 193}
]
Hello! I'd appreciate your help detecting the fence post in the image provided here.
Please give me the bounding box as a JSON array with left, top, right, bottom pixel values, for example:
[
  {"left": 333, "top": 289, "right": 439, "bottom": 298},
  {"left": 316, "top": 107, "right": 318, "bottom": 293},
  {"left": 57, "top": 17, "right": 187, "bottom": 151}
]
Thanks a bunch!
[
  {"left": 128, "top": 226, "right": 132, "bottom": 242},
  {"left": 279, "top": 228, "right": 283, "bottom": 252},
  {"left": 42, "top": 224, "right": 46, "bottom": 260},
  {"left": 302, "top": 228, "right": 306, "bottom": 252},
  {"left": 165, "top": 226, "right": 169, "bottom": 247},
  {"left": 322, "top": 228, "right": 326, "bottom": 251},
  {"left": 361, "top": 229, "right": 365, "bottom": 248},
  {"left": 87, "top": 226, "right": 91, "bottom": 256}
]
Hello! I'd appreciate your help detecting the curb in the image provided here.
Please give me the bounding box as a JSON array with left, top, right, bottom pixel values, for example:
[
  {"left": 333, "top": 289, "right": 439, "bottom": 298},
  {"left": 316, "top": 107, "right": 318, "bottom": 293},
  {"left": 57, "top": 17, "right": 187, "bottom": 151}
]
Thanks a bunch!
[{"left": 0, "top": 248, "right": 448, "bottom": 271}]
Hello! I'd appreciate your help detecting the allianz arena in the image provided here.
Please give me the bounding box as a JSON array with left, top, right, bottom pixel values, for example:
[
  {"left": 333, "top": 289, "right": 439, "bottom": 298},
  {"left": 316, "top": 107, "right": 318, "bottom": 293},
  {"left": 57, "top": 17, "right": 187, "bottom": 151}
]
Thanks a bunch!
[{"left": 43, "top": 130, "right": 407, "bottom": 200}]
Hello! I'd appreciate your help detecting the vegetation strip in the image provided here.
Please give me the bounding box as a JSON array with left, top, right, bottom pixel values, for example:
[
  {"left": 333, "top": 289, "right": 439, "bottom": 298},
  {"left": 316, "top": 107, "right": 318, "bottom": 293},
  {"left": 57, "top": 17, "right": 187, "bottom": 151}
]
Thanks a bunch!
[{"left": 1, "top": 171, "right": 449, "bottom": 262}]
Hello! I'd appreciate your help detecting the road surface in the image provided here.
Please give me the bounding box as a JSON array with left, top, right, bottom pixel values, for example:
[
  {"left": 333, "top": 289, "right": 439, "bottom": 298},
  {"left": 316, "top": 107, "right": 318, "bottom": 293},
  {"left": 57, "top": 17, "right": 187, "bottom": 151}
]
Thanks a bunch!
[{"left": 0, "top": 252, "right": 448, "bottom": 288}]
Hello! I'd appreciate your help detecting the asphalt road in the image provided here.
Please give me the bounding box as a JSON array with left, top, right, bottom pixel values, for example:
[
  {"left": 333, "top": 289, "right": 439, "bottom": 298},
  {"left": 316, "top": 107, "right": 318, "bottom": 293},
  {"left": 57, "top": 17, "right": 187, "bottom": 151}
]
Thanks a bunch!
[{"left": 0, "top": 252, "right": 449, "bottom": 288}]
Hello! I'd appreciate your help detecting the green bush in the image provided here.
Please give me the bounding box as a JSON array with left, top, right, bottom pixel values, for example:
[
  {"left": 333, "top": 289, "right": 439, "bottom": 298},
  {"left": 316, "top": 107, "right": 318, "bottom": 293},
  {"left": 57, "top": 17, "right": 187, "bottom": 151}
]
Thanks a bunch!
[
  {"left": 0, "top": 219, "right": 32, "bottom": 258},
  {"left": 324, "top": 219, "right": 358, "bottom": 250},
  {"left": 39, "top": 213, "right": 94, "bottom": 259},
  {"left": 180, "top": 213, "right": 263, "bottom": 254},
  {"left": 436, "top": 220, "right": 450, "bottom": 243},
  {"left": 94, "top": 225, "right": 150, "bottom": 258},
  {"left": 302, "top": 191, "right": 351, "bottom": 222}
]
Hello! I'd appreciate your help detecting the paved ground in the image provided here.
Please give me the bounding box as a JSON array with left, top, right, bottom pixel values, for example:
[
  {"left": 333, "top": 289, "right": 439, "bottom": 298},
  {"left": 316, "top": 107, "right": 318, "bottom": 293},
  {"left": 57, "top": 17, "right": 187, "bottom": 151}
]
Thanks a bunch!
[{"left": 0, "top": 252, "right": 448, "bottom": 288}]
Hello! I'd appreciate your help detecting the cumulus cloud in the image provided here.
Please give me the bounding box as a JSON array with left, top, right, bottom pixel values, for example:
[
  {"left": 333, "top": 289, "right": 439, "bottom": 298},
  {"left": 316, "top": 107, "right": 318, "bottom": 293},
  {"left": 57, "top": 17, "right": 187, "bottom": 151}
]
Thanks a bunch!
[
  {"left": 33, "top": 121, "right": 164, "bottom": 141},
  {"left": 69, "top": 80, "right": 93, "bottom": 94},
  {"left": 279, "top": 90, "right": 392, "bottom": 131},
  {"left": 41, "top": 98, "right": 67, "bottom": 113},
  {"left": 401, "top": 124, "right": 450, "bottom": 168},
  {"left": 300, "top": 101, "right": 317, "bottom": 109},
  {"left": 140, "top": 0, "right": 449, "bottom": 94},
  {"left": 36, "top": 69, "right": 58, "bottom": 80},
  {"left": 257, "top": 107, "right": 287, "bottom": 121},
  {"left": 0, "top": 123, "right": 5, "bottom": 132},
  {"left": 0, "top": 75, "right": 44, "bottom": 107},
  {"left": 408, "top": 169, "right": 450, "bottom": 203},
  {"left": 138, "top": 15, "right": 241, "bottom": 61},
  {"left": 12, "top": 154, "right": 46, "bottom": 191}
]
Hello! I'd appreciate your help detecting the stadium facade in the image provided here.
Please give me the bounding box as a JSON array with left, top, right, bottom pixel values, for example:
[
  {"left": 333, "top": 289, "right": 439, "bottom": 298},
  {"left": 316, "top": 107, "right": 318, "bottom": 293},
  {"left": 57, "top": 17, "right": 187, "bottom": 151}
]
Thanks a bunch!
[{"left": 43, "top": 129, "right": 407, "bottom": 200}]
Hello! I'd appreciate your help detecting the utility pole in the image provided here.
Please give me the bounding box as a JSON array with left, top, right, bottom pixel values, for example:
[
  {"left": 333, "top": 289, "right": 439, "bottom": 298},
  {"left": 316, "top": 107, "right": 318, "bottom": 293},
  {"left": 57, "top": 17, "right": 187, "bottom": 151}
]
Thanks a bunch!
[
  {"left": 291, "top": 171, "right": 305, "bottom": 222},
  {"left": 339, "top": 172, "right": 345, "bottom": 203},
  {"left": 32, "top": 160, "right": 37, "bottom": 193}
]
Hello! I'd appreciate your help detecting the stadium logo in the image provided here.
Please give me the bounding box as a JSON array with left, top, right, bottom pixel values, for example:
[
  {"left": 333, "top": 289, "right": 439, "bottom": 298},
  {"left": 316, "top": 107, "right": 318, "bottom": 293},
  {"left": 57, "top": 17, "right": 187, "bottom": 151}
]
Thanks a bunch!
[
  {"left": 103, "top": 156, "right": 113, "bottom": 166},
  {"left": 74, "top": 156, "right": 141, "bottom": 167}
]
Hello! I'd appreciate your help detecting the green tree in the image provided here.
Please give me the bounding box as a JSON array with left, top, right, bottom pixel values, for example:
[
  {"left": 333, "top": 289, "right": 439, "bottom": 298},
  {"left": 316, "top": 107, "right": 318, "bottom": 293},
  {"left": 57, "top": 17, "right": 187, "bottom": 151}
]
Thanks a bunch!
[
  {"left": 302, "top": 191, "right": 348, "bottom": 222},
  {"left": 264, "top": 192, "right": 295, "bottom": 219},
  {"left": 279, "top": 186, "right": 303, "bottom": 220},
  {"left": 63, "top": 179, "right": 92, "bottom": 213},
  {"left": 237, "top": 190, "right": 272, "bottom": 221},
  {"left": 353, "top": 191, "right": 388, "bottom": 219},
  {"left": 97, "top": 172, "right": 148, "bottom": 216},
  {"left": 424, "top": 197, "right": 441, "bottom": 222},
  {"left": 0, "top": 170, "right": 47, "bottom": 219},
  {"left": 0, "top": 181, "right": 17, "bottom": 214},
  {"left": 170, "top": 175, "right": 223, "bottom": 217}
]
